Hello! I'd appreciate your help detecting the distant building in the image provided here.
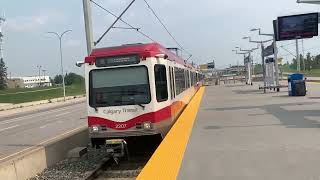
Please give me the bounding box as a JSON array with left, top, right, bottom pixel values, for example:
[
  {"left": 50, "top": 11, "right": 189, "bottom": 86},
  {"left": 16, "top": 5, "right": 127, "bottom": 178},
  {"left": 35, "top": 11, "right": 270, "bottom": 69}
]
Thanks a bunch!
[
  {"left": 225, "top": 65, "right": 245, "bottom": 74},
  {"left": 9, "top": 76, "right": 52, "bottom": 88},
  {"left": 7, "top": 78, "right": 24, "bottom": 89}
]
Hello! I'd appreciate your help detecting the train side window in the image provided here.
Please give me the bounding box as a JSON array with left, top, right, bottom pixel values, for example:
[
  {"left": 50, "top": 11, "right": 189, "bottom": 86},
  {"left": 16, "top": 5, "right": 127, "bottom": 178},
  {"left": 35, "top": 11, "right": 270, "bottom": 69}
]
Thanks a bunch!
[
  {"left": 188, "top": 70, "right": 191, "bottom": 88},
  {"left": 185, "top": 70, "right": 190, "bottom": 89},
  {"left": 155, "top": 65, "right": 168, "bottom": 102},
  {"left": 169, "top": 67, "right": 173, "bottom": 99},
  {"left": 174, "top": 67, "right": 185, "bottom": 95},
  {"left": 169, "top": 67, "right": 175, "bottom": 99},
  {"left": 172, "top": 67, "right": 176, "bottom": 98},
  {"left": 191, "top": 72, "right": 195, "bottom": 86}
]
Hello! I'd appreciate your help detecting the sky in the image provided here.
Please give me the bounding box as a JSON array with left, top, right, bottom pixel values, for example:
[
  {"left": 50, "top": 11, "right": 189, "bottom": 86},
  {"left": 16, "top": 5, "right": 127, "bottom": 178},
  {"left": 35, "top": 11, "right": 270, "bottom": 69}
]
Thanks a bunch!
[{"left": 1, "top": 0, "right": 320, "bottom": 77}]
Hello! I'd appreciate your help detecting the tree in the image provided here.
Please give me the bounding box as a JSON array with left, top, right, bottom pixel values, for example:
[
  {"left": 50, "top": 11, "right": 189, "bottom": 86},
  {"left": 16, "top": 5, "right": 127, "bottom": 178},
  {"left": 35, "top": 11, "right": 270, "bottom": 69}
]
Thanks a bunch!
[
  {"left": 54, "top": 75, "right": 63, "bottom": 85},
  {"left": 299, "top": 54, "right": 304, "bottom": 71},
  {"left": 306, "top": 52, "right": 312, "bottom": 71},
  {"left": 291, "top": 58, "right": 297, "bottom": 70},
  {"left": 254, "top": 64, "right": 262, "bottom": 75},
  {"left": 64, "top": 73, "right": 84, "bottom": 85},
  {"left": 0, "top": 58, "right": 7, "bottom": 90}
]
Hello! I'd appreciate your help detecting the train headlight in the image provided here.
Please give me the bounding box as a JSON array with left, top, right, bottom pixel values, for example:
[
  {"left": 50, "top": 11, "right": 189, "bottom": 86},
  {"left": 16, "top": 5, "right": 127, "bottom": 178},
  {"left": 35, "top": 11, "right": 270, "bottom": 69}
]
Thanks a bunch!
[
  {"left": 92, "top": 126, "right": 99, "bottom": 132},
  {"left": 143, "top": 122, "right": 152, "bottom": 130}
]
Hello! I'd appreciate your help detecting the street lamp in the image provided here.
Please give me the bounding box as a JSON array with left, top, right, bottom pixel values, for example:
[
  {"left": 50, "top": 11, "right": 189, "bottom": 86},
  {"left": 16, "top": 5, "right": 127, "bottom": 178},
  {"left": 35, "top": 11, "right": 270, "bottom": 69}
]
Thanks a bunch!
[
  {"left": 250, "top": 27, "right": 280, "bottom": 87},
  {"left": 243, "top": 36, "right": 273, "bottom": 93},
  {"left": 37, "top": 65, "right": 42, "bottom": 87},
  {"left": 235, "top": 46, "right": 258, "bottom": 85},
  {"left": 47, "top": 30, "right": 72, "bottom": 101},
  {"left": 42, "top": 69, "right": 47, "bottom": 86}
]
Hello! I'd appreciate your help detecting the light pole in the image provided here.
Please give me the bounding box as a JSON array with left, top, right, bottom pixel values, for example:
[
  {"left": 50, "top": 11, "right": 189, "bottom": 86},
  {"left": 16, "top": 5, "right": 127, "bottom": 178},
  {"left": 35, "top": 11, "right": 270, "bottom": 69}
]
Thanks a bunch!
[
  {"left": 243, "top": 36, "right": 273, "bottom": 93},
  {"left": 232, "top": 49, "right": 248, "bottom": 84},
  {"left": 42, "top": 69, "right": 47, "bottom": 86},
  {"left": 37, "top": 65, "right": 42, "bottom": 87},
  {"left": 237, "top": 46, "right": 259, "bottom": 85},
  {"left": 47, "top": 30, "right": 72, "bottom": 101},
  {"left": 251, "top": 28, "right": 280, "bottom": 87}
]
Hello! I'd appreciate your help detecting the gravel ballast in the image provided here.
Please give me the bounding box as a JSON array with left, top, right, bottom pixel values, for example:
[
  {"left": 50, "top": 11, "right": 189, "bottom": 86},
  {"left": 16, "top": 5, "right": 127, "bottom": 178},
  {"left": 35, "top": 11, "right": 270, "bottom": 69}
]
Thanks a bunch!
[{"left": 30, "top": 148, "right": 108, "bottom": 180}]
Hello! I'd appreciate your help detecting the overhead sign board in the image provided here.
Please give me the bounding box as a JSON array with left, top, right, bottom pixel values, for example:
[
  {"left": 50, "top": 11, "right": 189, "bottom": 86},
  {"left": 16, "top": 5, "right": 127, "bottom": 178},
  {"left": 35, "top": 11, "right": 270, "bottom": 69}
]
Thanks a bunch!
[
  {"left": 277, "top": 13, "right": 318, "bottom": 41},
  {"left": 263, "top": 43, "right": 274, "bottom": 57},
  {"left": 200, "top": 64, "right": 208, "bottom": 70},
  {"left": 297, "top": 0, "right": 320, "bottom": 4},
  {"left": 208, "top": 62, "right": 215, "bottom": 69},
  {"left": 244, "top": 55, "right": 250, "bottom": 63},
  {"left": 265, "top": 58, "right": 275, "bottom": 64}
]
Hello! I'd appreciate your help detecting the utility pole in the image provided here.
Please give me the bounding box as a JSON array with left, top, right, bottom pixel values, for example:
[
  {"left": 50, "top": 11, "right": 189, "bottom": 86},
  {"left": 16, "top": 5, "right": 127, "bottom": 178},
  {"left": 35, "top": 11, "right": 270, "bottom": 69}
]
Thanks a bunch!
[
  {"left": 42, "top": 69, "right": 46, "bottom": 86},
  {"left": 302, "top": 39, "right": 306, "bottom": 71},
  {"left": 83, "top": 0, "right": 94, "bottom": 55},
  {"left": 0, "top": 14, "right": 5, "bottom": 63},
  {"left": 261, "top": 44, "right": 266, "bottom": 93},
  {"left": 42, "top": 69, "right": 46, "bottom": 77},
  {"left": 296, "top": 39, "right": 300, "bottom": 72},
  {"left": 37, "top": 65, "right": 42, "bottom": 87}
]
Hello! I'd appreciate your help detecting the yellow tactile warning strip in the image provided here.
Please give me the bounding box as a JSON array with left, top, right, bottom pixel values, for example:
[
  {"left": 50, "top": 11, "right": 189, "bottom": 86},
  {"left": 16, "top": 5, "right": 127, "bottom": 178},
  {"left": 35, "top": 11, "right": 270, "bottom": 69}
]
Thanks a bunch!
[{"left": 136, "top": 87, "right": 205, "bottom": 180}]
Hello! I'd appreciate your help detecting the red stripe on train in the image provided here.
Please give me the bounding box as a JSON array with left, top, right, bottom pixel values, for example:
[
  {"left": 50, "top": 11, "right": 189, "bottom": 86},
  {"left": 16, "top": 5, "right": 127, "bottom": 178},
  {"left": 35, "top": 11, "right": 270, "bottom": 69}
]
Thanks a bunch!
[{"left": 88, "top": 105, "right": 172, "bottom": 130}]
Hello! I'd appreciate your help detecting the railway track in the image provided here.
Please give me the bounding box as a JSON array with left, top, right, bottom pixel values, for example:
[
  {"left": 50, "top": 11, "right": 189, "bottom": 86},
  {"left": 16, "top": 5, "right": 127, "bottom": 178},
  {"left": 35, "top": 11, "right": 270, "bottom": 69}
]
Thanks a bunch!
[
  {"left": 84, "top": 150, "right": 151, "bottom": 180},
  {"left": 84, "top": 137, "right": 159, "bottom": 180}
]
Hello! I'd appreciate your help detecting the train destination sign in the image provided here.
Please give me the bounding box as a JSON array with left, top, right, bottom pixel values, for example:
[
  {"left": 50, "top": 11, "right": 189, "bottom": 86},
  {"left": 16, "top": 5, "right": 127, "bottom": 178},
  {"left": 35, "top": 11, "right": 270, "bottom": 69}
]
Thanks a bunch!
[
  {"left": 277, "top": 13, "right": 319, "bottom": 41},
  {"left": 95, "top": 54, "right": 140, "bottom": 67}
]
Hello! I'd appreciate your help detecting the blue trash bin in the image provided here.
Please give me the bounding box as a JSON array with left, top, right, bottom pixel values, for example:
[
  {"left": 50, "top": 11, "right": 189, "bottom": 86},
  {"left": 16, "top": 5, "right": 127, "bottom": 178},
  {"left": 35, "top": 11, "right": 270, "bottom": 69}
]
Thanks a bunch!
[{"left": 288, "top": 73, "right": 306, "bottom": 96}]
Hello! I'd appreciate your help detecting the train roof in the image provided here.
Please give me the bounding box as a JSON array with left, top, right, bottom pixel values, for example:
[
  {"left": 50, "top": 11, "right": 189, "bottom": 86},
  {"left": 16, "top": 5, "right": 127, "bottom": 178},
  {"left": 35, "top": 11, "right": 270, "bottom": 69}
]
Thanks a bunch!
[{"left": 88, "top": 43, "right": 197, "bottom": 69}]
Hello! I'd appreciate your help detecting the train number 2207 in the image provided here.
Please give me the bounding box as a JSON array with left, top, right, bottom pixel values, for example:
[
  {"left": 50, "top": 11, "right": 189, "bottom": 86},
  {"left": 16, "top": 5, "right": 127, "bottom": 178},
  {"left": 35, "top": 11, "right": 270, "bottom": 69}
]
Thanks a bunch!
[{"left": 115, "top": 124, "right": 127, "bottom": 129}]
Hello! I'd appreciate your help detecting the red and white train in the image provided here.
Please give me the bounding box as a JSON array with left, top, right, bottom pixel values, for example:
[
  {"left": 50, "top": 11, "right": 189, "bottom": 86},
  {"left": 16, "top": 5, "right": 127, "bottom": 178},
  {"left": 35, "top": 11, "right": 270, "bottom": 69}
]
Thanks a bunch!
[{"left": 81, "top": 43, "right": 203, "bottom": 147}]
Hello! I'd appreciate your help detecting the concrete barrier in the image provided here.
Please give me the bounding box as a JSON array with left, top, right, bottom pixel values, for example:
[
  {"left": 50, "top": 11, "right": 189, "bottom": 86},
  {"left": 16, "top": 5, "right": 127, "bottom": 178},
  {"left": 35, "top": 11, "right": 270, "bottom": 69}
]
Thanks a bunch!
[
  {"left": 0, "top": 95, "right": 86, "bottom": 112},
  {"left": 0, "top": 126, "right": 89, "bottom": 180}
]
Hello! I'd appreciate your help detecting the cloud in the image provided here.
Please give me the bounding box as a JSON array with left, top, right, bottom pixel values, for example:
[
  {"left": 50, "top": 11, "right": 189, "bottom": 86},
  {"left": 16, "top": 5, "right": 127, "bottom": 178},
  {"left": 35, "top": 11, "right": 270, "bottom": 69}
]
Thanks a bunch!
[
  {"left": 64, "top": 39, "right": 82, "bottom": 47},
  {"left": 6, "top": 13, "right": 65, "bottom": 32},
  {"left": 6, "top": 15, "right": 49, "bottom": 32}
]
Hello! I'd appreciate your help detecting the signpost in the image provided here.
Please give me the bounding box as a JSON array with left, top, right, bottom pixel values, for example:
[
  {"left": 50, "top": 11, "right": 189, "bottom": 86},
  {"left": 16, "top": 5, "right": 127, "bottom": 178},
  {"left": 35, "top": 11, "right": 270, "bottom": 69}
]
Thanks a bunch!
[
  {"left": 277, "top": 13, "right": 318, "bottom": 41},
  {"left": 274, "top": 12, "right": 319, "bottom": 72},
  {"left": 208, "top": 61, "right": 215, "bottom": 69},
  {"left": 263, "top": 43, "right": 275, "bottom": 57}
]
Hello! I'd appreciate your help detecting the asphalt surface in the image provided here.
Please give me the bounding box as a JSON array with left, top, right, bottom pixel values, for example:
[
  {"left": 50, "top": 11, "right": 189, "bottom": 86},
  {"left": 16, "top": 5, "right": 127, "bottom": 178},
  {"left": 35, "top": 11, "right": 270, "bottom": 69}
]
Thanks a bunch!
[
  {"left": 0, "top": 101, "right": 87, "bottom": 162},
  {"left": 179, "top": 82, "right": 320, "bottom": 180}
]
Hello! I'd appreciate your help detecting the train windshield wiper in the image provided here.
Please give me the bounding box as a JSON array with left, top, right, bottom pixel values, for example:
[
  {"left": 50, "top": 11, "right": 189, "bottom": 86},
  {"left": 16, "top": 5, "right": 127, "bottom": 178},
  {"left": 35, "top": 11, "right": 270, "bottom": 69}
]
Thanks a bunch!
[
  {"left": 92, "top": 106, "right": 98, "bottom": 112},
  {"left": 137, "top": 104, "right": 145, "bottom": 110},
  {"left": 114, "top": 99, "right": 145, "bottom": 110}
]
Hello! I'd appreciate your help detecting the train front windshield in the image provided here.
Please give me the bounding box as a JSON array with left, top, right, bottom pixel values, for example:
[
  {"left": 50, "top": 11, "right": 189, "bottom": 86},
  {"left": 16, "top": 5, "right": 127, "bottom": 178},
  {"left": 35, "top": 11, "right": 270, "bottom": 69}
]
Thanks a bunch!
[{"left": 89, "top": 66, "right": 151, "bottom": 107}]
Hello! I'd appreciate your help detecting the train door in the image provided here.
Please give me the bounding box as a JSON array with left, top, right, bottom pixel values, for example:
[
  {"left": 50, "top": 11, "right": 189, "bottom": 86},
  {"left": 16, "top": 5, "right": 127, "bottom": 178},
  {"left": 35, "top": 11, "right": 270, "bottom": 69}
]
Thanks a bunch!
[
  {"left": 169, "top": 67, "right": 175, "bottom": 100},
  {"left": 169, "top": 66, "right": 176, "bottom": 120}
]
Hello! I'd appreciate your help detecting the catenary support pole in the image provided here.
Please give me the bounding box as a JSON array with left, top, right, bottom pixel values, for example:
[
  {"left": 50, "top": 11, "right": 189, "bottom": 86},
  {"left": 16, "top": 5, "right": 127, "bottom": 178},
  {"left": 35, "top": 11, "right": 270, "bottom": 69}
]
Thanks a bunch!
[
  {"left": 296, "top": 39, "right": 300, "bottom": 72},
  {"left": 83, "top": 0, "right": 94, "bottom": 55},
  {"left": 261, "top": 43, "right": 266, "bottom": 93}
]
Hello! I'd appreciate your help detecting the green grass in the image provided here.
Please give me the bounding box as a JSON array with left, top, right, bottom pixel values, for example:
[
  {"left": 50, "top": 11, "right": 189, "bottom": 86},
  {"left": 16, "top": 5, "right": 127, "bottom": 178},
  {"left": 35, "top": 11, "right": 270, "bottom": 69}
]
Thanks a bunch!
[
  {"left": 283, "top": 68, "right": 320, "bottom": 77},
  {"left": 0, "top": 84, "right": 85, "bottom": 104},
  {"left": 0, "top": 86, "right": 56, "bottom": 95}
]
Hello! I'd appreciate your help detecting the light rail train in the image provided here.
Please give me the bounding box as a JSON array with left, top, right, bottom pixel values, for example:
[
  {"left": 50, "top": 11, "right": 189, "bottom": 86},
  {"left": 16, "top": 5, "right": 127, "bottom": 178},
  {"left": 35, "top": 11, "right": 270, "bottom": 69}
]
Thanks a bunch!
[{"left": 81, "top": 43, "right": 203, "bottom": 147}]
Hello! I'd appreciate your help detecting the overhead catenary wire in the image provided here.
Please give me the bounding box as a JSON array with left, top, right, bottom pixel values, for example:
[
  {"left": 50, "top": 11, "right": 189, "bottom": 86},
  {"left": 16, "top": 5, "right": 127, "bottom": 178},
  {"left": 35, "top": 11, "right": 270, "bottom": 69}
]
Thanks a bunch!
[
  {"left": 142, "top": 0, "right": 192, "bottom": 58},
  {"left": 90, "top": 0, "right": 156, "bottom": 43}
]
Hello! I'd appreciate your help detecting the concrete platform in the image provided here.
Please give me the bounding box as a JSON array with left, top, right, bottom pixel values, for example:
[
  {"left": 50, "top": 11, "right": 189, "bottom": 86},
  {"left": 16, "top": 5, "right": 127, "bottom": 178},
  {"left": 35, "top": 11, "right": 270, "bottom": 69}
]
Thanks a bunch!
[{"left": 178, "top": 83, "right": 320, "bottom": 180}]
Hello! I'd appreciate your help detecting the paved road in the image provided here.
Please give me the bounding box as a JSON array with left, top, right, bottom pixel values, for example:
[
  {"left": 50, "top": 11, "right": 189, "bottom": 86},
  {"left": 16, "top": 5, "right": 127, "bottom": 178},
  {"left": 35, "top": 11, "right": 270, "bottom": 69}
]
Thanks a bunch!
[
  {"left": 0, "top": 101, "right": 87, "bottom": 162},
  {"left": 179, "top": 83, "right": 320, "bottom": 180}
]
